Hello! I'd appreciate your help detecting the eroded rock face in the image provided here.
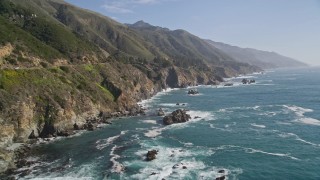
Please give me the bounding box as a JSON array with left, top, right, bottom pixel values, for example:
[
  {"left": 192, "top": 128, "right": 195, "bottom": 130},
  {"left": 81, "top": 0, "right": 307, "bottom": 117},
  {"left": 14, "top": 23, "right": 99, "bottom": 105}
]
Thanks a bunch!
[
  {"left": 163, "top": 109, "right": 191, "bottom": 125},
  {"left": 0, "top": 124, "right": 16, "bottom": 173}
]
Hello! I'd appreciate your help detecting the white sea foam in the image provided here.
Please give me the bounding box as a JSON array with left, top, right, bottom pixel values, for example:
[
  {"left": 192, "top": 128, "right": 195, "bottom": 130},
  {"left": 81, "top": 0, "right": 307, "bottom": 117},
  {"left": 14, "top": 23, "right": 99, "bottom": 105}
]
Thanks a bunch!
[
  {"left": 283, "top": 105, "right": 320, "bottom": 126},
  {"left": 159, "top": 103, "right": 188, "bottom": 107},
  {"left": 198, "top": 167, "right": 243, "bottom": 180},
  {"left": 188, "top": 110, "right": 214, "bottom": 121},
  {"left": 258, "top": 111, "right": 277, "bottom": 117},
  {"left": 235, "top": 75, "right": 256, "bottom": 79},
  {"left": 279, "top": 132, "right": 320, "bottom": 147},
  {"left": 217, "top": 108, "right": 229, "bottom": 113},
  {"left": 141, "top": 120, "right": 157, "bottom": 125},
  {"left": 128, "top": 145, "right": 215, "bottom": 180},
  {"left": 183, "top": 142, "right": 194, "bottom": 147},
  {"left": 110, "top": 145, "right": 125, "bottom": 173},
  {"left": 214, "top": 145, "right": 299, "bottom": 160},
  {"left": 254, "top": 83, "right": 275, "bottom": 86},
  {"left": 297, "top": 118, "right": 320, "bottom": 126},
  {"left": 276, "top": 121, "right": 292, "bottom": 125},
  {"left": 144, "top": 128, "right": 163, "bottom": 138},
  {"left": 283, "top": 105, "right": 313, "bottom": 117},
  {"left": 137, "top": 88, "right": 180, "bottom": 109},
  {"left": 28, "top": 161, "right": 96, "bottom": 180},
  {"left": 227, "top": 105, "right": 261, "bottom": 111},
  {"left": 95, "top": 131, "right": 128, "bottom": 150},
  {"left": 5, "top": 143, "right": 24, "bottom": 151},
  {"left": 30, "top": 177, "right": 93, "bottom": 180},
  {"left": 244, "top": 148, "right": 299, "bottom": 160},
  {"left": 209, "top": 124, "right": 232, "bottom": 132},
  {"left": 250, "top": 123, "right": 266, "bottom": 128}
]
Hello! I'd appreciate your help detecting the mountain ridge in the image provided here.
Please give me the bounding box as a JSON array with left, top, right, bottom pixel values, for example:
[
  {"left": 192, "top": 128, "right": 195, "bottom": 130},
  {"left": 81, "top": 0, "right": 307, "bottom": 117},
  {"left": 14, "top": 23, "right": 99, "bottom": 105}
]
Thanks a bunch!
[{"left": 207, "top": 40, "right": 307, "bottom": 69}]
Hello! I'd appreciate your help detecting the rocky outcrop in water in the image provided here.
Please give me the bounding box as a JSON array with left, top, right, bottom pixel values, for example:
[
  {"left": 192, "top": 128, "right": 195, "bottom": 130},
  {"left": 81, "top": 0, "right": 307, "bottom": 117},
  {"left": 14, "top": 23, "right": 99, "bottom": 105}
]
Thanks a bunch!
[
  {"left": 163, "top": 109, "right": 191, "bottom": 125},
  {"left": 157, "top": 108, "right": 165, "bottom": 116},
  {"left": 146, "top": 150, "right": 158, "bottom": 161},
  {"left": 188, "top": 89, "right": 199, "bottom": 95},
  {"left": 242, "top": 78, "right": 256, "bottom": 84}
]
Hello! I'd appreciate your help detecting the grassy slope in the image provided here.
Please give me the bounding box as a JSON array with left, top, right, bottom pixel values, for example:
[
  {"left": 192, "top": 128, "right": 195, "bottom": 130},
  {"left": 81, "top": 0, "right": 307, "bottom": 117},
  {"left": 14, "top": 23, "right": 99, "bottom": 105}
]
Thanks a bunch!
[{"left": 0, "top": 0, "right": 106, "bottom": 65}]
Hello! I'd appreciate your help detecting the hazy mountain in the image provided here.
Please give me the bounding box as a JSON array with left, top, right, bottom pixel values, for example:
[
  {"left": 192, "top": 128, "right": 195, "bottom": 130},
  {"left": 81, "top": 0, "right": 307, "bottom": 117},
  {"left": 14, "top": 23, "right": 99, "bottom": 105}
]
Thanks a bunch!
[{"left": 207, "top": 40, "right": 307, "bottom": 69}]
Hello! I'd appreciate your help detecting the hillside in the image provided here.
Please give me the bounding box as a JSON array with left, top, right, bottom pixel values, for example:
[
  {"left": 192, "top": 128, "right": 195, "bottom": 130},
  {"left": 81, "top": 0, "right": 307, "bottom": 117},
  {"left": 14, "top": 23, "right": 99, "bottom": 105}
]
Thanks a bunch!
[
  {"left": 0, "top": 0, "right": 261, "bottom": 174},
  {"left": 207, "top": 40, "right": 307, "bottom": 69}
]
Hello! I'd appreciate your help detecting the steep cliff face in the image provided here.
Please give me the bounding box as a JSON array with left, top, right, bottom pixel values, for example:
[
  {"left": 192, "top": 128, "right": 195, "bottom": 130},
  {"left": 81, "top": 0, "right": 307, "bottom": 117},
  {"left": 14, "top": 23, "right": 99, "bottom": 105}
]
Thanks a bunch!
[
  {"left": 0, "top": 62, "right": 162, "bottom": 173},
  {"left": 162, "top": 67, "right": 219, "bottom": 88}
]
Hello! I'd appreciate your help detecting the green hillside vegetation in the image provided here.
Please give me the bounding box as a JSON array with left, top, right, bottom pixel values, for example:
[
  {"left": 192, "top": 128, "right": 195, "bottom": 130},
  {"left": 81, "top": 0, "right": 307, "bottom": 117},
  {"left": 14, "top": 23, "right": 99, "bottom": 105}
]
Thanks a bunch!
[
  {"left": 0, "top": 0, "right": 106, "bottom": 65},
  {"left": 0, "top": 15, "right": 62, "bottom": 60}
]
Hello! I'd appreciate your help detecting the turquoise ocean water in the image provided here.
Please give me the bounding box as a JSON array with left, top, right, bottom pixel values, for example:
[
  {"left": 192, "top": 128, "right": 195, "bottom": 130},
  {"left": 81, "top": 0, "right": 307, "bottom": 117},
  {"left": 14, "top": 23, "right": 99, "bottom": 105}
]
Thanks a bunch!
[{"left": 19, "top": 67, "right": 320, "bottom": 180}]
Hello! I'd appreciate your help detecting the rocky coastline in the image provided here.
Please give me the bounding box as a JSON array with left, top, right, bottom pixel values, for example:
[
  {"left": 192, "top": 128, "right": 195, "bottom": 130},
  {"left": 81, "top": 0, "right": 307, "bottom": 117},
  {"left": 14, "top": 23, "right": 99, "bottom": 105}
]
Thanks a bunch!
[{"left": 0, "top": 66, "right": 261, "bottom": 179}]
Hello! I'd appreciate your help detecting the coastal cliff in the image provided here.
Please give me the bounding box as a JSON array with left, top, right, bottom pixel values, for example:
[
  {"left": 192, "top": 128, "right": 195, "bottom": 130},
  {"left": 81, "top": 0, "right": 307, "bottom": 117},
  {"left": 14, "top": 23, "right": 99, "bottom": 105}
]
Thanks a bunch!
[
  {"left": 0, "top": 0, "right": 264, "bottom": 174},
  {"left": 0, "top": 61, "right": 238, "bottom": 173}
]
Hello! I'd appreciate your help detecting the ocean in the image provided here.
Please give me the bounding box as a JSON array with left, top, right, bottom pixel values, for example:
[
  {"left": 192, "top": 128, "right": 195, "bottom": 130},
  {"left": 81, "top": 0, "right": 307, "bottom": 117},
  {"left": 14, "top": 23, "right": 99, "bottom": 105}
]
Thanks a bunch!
[{"left": 17, "top": 67, "right": 320, "bottom": 180}]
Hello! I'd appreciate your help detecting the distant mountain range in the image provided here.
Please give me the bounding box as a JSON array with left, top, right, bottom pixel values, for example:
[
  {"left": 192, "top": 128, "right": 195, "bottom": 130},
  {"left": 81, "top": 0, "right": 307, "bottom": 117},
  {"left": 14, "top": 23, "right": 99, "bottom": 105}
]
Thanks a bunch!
[{"left": 207, "top": 40, "right": 307, "bottom": 69}]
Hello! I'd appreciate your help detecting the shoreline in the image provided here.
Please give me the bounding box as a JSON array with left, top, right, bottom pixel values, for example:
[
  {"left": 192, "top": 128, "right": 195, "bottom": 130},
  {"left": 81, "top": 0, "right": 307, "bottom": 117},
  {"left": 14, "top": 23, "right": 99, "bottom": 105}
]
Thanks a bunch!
[{"left": 0, "top": 70, "right": 264, "bottom": 179}]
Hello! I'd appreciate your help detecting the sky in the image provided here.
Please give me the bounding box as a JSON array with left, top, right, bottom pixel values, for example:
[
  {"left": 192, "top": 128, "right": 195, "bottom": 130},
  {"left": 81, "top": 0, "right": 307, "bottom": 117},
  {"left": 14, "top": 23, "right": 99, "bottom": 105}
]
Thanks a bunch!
[{"left": 65, "top": 0, "right": 320, "bottom": 66}]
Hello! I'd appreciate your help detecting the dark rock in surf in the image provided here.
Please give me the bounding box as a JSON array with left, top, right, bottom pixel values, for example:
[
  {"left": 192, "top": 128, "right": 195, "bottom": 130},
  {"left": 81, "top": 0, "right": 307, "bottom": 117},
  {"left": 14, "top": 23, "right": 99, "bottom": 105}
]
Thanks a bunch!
[
  {"left": 86, "top": 122, "right": 94, "bottom": 131},
  {"left": 216, "top": 176, "right": 226, "bottom": 180},
  {"left": 163, "top": 109, "right": 191, "bottom": 125},
  {"left": 187, "top": 89, "right": 199, "bottom": 95},
  {"left": 224, "top": 83, "right": 233, "bottom": 87},
  {"left": 57, "top": 131, "right": 72, "bottom": 137},
  {"left": 218, "top": 170, "right": 225, "bottom": 173},
  {"left": 157, "top": 108, "right": 165, "bottom": 116},
  {"left": 172, "top": 164, "right": 180, "bottom": 169},
  {"left": 146, "top": 150, "right": 158, "bottom": 161}
]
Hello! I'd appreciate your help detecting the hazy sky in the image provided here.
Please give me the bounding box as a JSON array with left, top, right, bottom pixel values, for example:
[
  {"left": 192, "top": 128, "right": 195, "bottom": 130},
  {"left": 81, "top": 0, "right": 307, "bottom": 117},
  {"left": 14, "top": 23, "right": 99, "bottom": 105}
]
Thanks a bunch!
[{"left": 66, "top": 0, "right": 320, "bottom": 66}]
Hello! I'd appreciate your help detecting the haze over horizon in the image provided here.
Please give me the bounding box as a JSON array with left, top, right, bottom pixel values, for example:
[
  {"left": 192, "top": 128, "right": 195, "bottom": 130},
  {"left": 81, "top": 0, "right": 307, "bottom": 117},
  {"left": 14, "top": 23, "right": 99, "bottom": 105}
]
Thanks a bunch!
[{"left": 66, "top": 0, "right": 320, "bottom": 66}]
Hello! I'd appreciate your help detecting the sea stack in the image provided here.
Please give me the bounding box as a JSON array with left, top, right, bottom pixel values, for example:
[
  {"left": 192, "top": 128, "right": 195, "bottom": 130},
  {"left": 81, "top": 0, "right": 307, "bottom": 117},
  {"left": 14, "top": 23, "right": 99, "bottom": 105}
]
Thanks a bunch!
[{"left": 163, "top": 109, "right": 191, "bottom": 125}]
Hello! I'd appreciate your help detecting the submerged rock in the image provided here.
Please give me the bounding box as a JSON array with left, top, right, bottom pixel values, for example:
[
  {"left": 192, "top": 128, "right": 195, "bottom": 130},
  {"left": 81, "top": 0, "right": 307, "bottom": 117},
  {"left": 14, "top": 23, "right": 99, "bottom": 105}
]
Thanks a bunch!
[{"left": 163, "top": 109, "right": 191, "bottom": 125}]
